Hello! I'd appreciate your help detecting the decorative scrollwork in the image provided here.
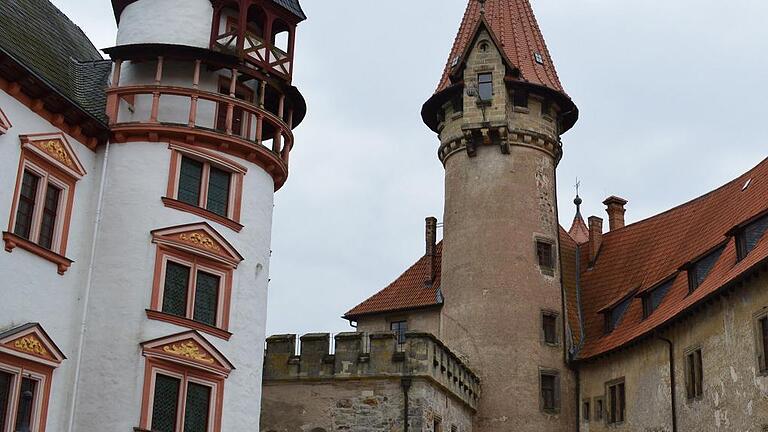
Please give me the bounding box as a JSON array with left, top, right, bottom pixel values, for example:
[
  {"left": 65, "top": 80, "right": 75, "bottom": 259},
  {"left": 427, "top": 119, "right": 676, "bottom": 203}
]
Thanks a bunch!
[
  {"left": 162, "top": 341, "right": 215, "bottom": 364},
  {"left": 179, "top": 232, "right": 221, "bottom": 252},
  {"left": 13, "top": 336, "right": 48, "bottom": 357},
  {"left": 40, "top": 140, "right": 72, "bottom": 167}
]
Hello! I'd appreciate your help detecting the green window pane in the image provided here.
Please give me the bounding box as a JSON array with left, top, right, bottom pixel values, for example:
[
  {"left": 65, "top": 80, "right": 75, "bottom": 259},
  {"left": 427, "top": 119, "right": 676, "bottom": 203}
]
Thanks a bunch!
[
  {"left": 14, "top": 170, "right": 40, "bottom": 239},
  {"left": 38, "top": 184, "right": 61, "bottom": 250},
  {"left": 194, "top": 271, "right": 220, "bottom": 327},
  {"left": 183, "top": 382, "right": 211, "bottom": 432},
  {"left": 162, "top": 262, "right": 191, "bottom": 317},
  {"left": 206, "top": 167, "right": 231, "bottom": 217},
  {"left": 151, "top": 374, "right": 180, "bottom": 432},
  {"left": 178, "top": 157, "right": 203, "bottom": 206}
]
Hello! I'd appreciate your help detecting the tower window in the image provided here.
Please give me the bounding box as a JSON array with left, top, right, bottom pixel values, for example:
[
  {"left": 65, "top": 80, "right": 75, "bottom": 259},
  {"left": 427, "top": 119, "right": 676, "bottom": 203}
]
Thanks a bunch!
[
  {"left": 477, "top": 73, "right": 493, "bottom": 101},
  {"left": 542, "top": 311, "right": 559, "bottom": 345},
  {"left": 451, "top": 95, "right": 463, "bottom": 114},
  {"left": 607, "top": 379, "right": 626, "bottom": 424},
  {"left": 642, "top": 279, "right": 673, "bottom": 319},
  {"left": 161, "top": 260, "right": 222, "bottom": 328},
  {"left": 539, "top": 371, "right": 560, "bottom": 413},
  {"left": 736, "top": 213, "right": 768, "bottom": 261},
  {"left": 390, "top": 320, "right": 408, "bottom": 344},
  {"left": 536, "top": 240, "right": 555, "bottom": 272},
  {"left": 513, "top": 90, "right": 528, "bottom": 108},
  {"left": 534, "top": 52, "right": 545, "bottom": 65},
  {"left": 688, "top": 245, "right": 724, "bottom": 292},
  {"left": 685, "top": 347, "right": 703, "bottom": 400}
]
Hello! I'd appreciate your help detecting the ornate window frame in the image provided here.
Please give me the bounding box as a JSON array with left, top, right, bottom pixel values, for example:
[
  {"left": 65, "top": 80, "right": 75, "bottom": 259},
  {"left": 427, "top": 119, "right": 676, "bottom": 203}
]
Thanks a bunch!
[
  {"left": 0, "top": 108, "right": 11, "bottom": 135},
  {"left": 148, "top": 223, "right": 244, "bottom": 340},
  {"left": 139, "top": 332, "right": 234, "bottom": 432},
  {"left": 0, "top": 324, "right": 65, "bottom": 432},
  {"left": 3, "top": 133, "right": 86, "bottom": 274},
  {"left": 162, "top": 142, "right": 246, "bottom": 232}
]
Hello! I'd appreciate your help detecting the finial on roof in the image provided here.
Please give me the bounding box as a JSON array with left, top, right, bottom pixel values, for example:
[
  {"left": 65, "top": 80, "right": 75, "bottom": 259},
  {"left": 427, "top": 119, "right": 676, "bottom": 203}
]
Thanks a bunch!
[
  {"left": 574, "top": 179, "right": 582, "bottom": 213},
  {"left": 478, "top": 0, "right": 486, "bottom": 14}
]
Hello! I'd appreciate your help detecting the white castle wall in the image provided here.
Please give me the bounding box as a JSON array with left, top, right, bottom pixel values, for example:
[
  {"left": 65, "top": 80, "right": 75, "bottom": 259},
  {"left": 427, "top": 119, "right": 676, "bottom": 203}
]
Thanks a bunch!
[
  {"left": 116, "top": 0, "right": 214, "bottom": 48},
  {"left": 0, "top": 90, "right": 103, "bottom": 431},
  {"left": 72, "top": 139, "right": 275, "bottom": 430}
]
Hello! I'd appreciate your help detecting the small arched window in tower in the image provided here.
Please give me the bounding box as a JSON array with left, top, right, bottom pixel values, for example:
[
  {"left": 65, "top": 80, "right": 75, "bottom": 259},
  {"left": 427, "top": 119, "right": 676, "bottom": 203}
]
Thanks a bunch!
[
  {"left": 478, "top": 40, "right": 490, "bottom": 52},
  {"left": 272, "top": 19, "right": 291, "bottom": 54}
]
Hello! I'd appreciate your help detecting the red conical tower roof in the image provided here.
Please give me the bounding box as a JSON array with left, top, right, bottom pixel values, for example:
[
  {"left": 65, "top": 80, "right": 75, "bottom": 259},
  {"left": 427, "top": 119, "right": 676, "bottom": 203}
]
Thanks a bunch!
[{"left": 437, "top": 0, "right": 565, "bottom": 94}]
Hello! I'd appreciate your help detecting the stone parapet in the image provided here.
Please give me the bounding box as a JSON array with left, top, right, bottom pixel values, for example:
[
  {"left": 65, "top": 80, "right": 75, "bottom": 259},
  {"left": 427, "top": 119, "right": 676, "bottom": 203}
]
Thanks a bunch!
[{"left": 263, "top": 331, "right": 481, "bottom": 410}]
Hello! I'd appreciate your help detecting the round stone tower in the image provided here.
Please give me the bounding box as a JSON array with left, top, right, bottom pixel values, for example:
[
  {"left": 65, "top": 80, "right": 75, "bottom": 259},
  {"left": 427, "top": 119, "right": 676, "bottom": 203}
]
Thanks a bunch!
[{"left": 421, "top": 0, "right": 578, "bottom": 430}]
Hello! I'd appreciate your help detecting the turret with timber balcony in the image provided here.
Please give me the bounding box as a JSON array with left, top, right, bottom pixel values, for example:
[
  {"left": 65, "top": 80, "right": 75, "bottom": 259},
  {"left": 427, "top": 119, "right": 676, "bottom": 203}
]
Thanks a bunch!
[{"left": 106, "top": 0, "right": 306, "bottom": 190}]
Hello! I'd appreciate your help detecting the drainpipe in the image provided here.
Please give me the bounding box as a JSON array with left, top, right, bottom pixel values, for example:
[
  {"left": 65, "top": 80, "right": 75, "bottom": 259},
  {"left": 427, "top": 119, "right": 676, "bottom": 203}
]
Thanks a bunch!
[
  {"left": 66, "top": 140, "right": 111, "bottom": 432},
  {"left": 575, "top": 368, "right": 581, "bottom": 432},
  {"left": 658, "top": 337, "right": 678, "bottom": 432},
  {"left": 401, "top": 377, "right": 412, "bottom": 432}
]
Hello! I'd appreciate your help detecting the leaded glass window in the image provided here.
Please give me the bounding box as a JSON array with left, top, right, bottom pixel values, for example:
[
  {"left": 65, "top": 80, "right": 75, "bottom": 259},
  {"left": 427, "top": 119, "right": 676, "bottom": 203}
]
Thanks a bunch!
[
  {"left": 151, "top": 374, "right": 180, "bottom": 432},
  {"left": 163, "top": 262, "right": 191, "bottom": 317},
  {"left": 183, "top": 382, "right": 211, "bottom": 432},
  {"left": 194, "top": 271, "right": 220, "bottom": 327},
  {"left": 14, "top": 170, "right": 39, "bottom": 239},
  {"left": 206, "top": 168, "right": 230, "bottom": 217},
  {"left": 0, "top": 371, "right": 11, "bottom": 430},
  {"left": 178, "top": 157, "right": 203, "bottom": 207},
  {"left": 689, "top": 246, "right": 724, "bottom": 291},
  {"left": 38, "top": 184, "right": 61, "bottom": 250}
]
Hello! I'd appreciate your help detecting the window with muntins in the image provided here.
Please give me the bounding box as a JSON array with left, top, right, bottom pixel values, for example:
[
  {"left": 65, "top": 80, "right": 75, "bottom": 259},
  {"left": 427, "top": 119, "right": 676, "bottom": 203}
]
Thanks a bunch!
[
  {"left": 605, "top": 296, "right": 633, "bottom": 333},
  {"left": 161, "top": 259, "right": 222, "bottom": 328},
  {"left": 607, "top": 379, "right": 626, "bottom": 424},
  {"left": 736, "top": 213, "right": 768, "bottom": 261},
  {"left": 536, "top": 241, "right": 554, "bottom": 273},
  {"left": 685, "top": 348, "right": 703, "bottom": 400},
  {"left": 540, "top": 371, "right": 560, "bottom": 413},
  {"left": 688, "top": 246, "right": 725, "bottom": 292},
  {"left": 165, "top": 144, "right": 246, "bottom": 231},
  {"left": 390, "top": 320, "right": 407, "bottom": 344},
  {"left": 478, "top": 73, "right": 493, "bottom": 101},
  {"left": 150, "top": 373, "right": 213, "bottom": 432},
  {"left": 542, "top": 312, "right": 558, "bottom": 345},
  {"left": 642, "top": 279, "right": 673, "bottom": 319}
]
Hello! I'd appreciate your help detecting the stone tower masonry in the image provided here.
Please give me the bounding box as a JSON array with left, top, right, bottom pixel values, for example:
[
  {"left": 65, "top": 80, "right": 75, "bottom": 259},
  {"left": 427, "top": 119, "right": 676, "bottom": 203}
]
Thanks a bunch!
[{"left": 421, "top": 0, "right": 579, "bottom": 430}]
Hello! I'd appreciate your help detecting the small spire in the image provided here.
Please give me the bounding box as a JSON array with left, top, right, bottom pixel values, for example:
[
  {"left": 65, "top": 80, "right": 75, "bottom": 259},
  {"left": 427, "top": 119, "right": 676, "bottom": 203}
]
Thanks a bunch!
[
  {"left": 478, "top": 0, "right": 486, "bottom": 14},
  {"left": 568, "top": 179, "right": 589, "bottom": 244},
  {"left": 574, "top": 179, "right": 582, "bottom": 214}
]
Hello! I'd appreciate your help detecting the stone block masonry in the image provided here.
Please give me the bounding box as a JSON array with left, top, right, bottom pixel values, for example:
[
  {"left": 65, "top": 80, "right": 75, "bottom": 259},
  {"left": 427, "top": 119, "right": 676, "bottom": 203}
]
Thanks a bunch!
[{"left": 261, "top": 332, "right": 480, "bottom": 432}]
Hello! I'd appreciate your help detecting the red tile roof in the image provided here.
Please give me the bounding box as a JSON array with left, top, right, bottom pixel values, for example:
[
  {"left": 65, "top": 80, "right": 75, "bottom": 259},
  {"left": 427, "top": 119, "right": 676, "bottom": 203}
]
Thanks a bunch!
[
  {"left": 344, "top": 243, "right": 443, "bottom": 319},
  {"left": 436, "top": 0, "right": 565, "bottom": 94},
  {"left": 568, "top": 211, "right": 590, "bottom": 245},
  {"left": 576, "top": 157, "right": 768, "bottom": 359}
]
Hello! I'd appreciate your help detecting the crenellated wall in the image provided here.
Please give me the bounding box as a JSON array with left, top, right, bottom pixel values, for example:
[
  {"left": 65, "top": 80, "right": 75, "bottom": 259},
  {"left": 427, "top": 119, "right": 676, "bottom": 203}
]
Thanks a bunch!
[{"left": 261, "top": 332, "right": 480, "bottom": 432}]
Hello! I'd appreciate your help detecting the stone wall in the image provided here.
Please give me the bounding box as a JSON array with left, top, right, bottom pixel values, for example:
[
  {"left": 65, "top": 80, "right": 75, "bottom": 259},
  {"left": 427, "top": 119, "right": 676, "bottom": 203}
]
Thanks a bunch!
[
  {"left": 578, "top": 272, "right": 768, "bottom": 431},
  {"left": 355, "top": 308, "right": 443, "bottom": 338},
  {"left": 261, "top": 332, "right": 479, "bottom": 432}
]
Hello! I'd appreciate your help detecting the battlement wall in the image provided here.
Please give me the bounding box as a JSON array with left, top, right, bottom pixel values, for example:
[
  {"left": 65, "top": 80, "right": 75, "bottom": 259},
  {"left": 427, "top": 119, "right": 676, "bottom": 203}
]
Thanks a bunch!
[{"left": 263, "top": 331, "right": 481, "bottom": 409}]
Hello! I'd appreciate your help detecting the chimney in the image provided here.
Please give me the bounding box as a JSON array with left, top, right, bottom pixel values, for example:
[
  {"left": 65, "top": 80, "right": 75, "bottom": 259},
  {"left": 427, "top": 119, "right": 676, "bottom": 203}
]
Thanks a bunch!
[
  {"left": 425, "top": 217, "right": 438, "bottom": 283},
  {"left": 603, "top": 196, "right": 628, "bottom": 231},
  {"left": 588, "top": 216, "right": 603, "bottom": 265}
]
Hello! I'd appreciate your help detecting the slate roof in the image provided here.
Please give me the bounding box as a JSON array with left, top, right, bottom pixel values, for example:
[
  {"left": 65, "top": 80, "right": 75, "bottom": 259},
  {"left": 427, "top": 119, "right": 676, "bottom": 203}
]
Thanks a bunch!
[
  {"left": 436, "top": 0, "right": 565, "bottom": 94},
  {"left": 0, "top": 0, "right": 110, "bottom": 124},
  {"left": 344, "top": 243, "right": 443, "bottom": 319}
]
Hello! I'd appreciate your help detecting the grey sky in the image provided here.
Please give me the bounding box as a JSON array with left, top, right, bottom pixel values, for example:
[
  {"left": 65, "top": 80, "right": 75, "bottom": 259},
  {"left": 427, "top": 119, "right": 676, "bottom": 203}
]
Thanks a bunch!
[{"left": 55, "top": 0, "right": 768, "bottom": 337}]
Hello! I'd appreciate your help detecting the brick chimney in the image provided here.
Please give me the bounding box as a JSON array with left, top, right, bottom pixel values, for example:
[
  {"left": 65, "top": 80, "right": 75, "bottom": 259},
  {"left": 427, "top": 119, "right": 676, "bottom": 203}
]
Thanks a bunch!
[
  {"left": 588, "top": 216, "right": 604, "bottom": 265},
  {"left": 425, "top": 217, "right": 438, "bottom": 283},
  {"left": 603, "top": 196, "right": 628, "bottom": 231}
]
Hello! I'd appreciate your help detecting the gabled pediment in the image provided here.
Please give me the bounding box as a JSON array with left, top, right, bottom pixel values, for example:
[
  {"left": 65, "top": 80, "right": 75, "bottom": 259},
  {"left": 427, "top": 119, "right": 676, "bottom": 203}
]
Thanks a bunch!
[
  {"left": 142, "top": 331, "right": 234, "bottom": 377},
  {"left": 448, "top": 17, "right": 519, "bottom": 85},
  {"left": 20, "top": 133, "right": 87, "bottom": 179},
  {"left": 151, "top": 222, "right": 244, "bottom": 268},
  {"left": 0, "top": 108, "right": 11, "bottom": 135},
  {"left": 0, "top": 323, "right": 66, "bottom": 367}
]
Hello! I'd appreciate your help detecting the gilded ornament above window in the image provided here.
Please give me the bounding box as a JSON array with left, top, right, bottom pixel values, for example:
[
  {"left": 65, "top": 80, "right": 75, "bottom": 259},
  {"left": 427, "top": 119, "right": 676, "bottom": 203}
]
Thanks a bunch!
[
  {"left": 162, "top": 340, "right": 216, "bottom": 364},
  {"left": 12, "top": 335, "right": 49, "bottom": 357}
]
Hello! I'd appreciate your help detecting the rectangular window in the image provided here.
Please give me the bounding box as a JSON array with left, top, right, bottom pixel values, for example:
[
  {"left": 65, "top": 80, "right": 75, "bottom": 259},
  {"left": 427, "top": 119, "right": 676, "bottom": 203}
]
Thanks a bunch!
[
  {"left": 583, "top": 399, "right": 590, "bottom": 422},
  {"left": 537, "top": 241, "right": 554, "bottom": 272},
  {"left": 758, "top": 315, "right": 768, "bottom": 373},
  {"left": 38, "top": 184, "right": 61, "bottom": 250},
  {"left": 163, "top": 261, "right": 191, "bottom": 318},
  {"left": 594, "top": 397, "right": 604, "bottom": 422},
  {"left": 451, "top": 95, "right": 463, "bottom": 113},
  {"left": 194, "top": 271, "right": 221, "bottom": 327},
  {"left": 642, "top": 280, "right": 673, "bottom": 319},
  {"left": 542, "top": 312, "right": 558, "bottom": 345},
  {"left": 737, "top": 214, "right": 768, "bottom": 261},
  {"left": 0, "top": 371, "right": 11, "bottom": 430},
  {"left": 433, "top": 417, "right": 442, "bottom": 432},
  {"left": 607, "top": 379, "right": 626, "bottom": 424},
  {"left": 151, "top": 374, "right": 181, "bottom": 432},
  {"left": 540, "top": 371, "right": 560, "bottom": 413},
  {"left": 183, "top": 382, "right": 212, "bottom": 432},
  {"left": 14, "top": 377, "right": 37, "bottom": 432},
  {"left": 178, "top": 157, "right": 204, "bottom": 207},
  {"left": 390, "top": 320, "right": 407, "bottom": 344},
  {"left": 477, "top": 73, "right": 493, "bottom": 101},
  {"left": 513, "top": 90, "right": 528, "bottom": 108},
  {"left": 206, "top": 167, "right": 231, "bottom": 217},
  {"left": 685, "top": 348, "right": 703, "bottom": 400},
  {"left": 13, "top": 170, "right": 40, "bottom": 240},
  {"left": 688, "top": 246, "right": 725, "bottom": 292}
]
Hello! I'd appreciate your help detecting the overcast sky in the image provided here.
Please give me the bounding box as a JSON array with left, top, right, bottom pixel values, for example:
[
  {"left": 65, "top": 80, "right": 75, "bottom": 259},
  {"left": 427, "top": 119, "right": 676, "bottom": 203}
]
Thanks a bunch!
[{"left": 54, "top": 0, "right": 768, "bottom": 337}]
